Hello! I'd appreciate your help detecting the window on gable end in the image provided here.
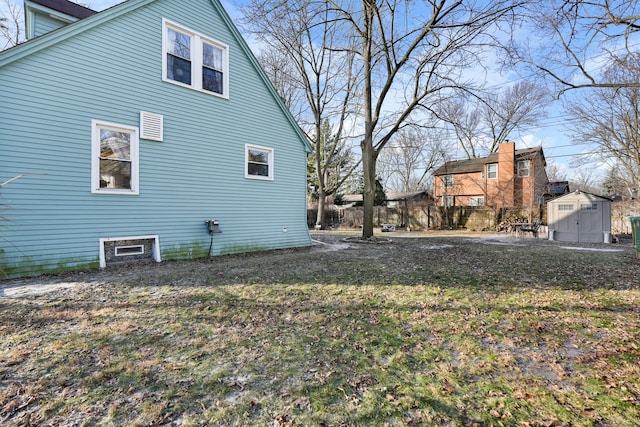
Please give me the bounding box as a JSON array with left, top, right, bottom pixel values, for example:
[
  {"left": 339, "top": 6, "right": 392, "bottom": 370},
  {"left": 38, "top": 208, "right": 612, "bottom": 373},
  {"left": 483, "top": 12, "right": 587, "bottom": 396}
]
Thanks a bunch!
[{"left": 163, "top": 19, "right": 229, "bottom": 98}]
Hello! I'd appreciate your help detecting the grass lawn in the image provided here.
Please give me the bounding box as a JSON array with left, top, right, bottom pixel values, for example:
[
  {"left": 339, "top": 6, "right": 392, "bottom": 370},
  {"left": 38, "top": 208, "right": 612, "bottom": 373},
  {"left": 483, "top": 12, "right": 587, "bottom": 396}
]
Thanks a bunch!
[{"left": 1, "top": 231, "right": 639, "bottom": 426}]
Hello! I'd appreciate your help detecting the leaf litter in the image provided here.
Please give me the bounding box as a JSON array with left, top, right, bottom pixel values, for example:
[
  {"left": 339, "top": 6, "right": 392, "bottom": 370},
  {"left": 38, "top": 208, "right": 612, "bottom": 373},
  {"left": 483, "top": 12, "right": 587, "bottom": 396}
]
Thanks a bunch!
[{"left": 0, "top": 231, "right": 639, "bottom": 426}]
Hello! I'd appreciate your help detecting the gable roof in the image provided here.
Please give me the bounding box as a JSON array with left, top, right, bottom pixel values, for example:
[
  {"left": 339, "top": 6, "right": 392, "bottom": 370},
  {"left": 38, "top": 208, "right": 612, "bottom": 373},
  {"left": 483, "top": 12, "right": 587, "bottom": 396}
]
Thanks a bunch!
[
  {"left": 432, "top": 146, "right": 544, "bottom": 176},
  {"left": 29, "top": 0, "right": 98, "bottom": 19},
  {"left": 548, "top": 190, "right": 613, "bottom": 203},
  {"left": 0, "top": 0, "right": 313, "bottom": 153}
]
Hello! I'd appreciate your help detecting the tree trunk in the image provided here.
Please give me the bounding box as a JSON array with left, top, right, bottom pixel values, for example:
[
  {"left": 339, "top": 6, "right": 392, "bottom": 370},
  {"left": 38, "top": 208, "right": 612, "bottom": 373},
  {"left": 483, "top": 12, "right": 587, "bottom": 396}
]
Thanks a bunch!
[
  {"left": 316, "top": 185, "right": 326, "bottom": 228},
  {"left": 361, "top": 137, "right": 376, "bottom": 238},
  {"left": 361, "top": 0, "right": 375, "bottom": 239},
  {"left": 314, "top": 116, "right": 325, "bottom": 228}
]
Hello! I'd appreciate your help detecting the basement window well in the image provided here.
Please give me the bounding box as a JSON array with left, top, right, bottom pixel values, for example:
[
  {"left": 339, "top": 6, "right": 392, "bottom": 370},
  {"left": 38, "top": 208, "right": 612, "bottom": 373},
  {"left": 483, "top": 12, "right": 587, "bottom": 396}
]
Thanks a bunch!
[{"left": 99, "top": 235, "right": 161, "bottom": 268}]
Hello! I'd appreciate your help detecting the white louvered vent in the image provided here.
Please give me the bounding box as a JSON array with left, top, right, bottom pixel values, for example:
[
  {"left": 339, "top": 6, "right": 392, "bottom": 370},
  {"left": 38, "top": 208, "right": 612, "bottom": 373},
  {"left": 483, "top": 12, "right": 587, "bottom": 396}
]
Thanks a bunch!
[{"left": 140, "top": 111, "right": 163, "bottom": 141}]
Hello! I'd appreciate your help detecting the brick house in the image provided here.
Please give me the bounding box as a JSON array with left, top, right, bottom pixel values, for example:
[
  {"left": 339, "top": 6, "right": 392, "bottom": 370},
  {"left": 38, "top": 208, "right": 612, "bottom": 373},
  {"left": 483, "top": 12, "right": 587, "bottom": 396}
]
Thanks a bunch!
[{"left": 432, "top": 142, "right": 549, "bottom": 209}]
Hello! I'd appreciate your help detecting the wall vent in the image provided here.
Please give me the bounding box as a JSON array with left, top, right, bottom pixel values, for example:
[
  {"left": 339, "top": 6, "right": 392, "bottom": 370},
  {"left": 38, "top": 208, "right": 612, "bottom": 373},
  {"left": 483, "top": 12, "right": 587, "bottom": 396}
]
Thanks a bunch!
[
  {"left": 99, "top": 235, "right": 161, "bottom": 268},
  {"left": 140, "top": 111, "right": 163, "bottom": 141}
]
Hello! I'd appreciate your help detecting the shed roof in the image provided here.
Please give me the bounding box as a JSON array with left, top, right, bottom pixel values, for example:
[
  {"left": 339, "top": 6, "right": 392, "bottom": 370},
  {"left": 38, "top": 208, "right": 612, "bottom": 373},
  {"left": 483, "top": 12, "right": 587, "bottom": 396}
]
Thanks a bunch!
[{"left": 547, "top": 190, "right": 613, "bottom": 203}]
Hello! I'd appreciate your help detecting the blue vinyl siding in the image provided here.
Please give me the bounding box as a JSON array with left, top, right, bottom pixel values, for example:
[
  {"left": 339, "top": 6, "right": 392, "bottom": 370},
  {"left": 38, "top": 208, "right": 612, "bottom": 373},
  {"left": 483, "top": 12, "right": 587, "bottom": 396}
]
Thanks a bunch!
[
  {"left": 32, "top": 13, "right": 68, "bottom": 38},
  {"left": 0, "top": 0, "right": 311, "bottom": 278}
]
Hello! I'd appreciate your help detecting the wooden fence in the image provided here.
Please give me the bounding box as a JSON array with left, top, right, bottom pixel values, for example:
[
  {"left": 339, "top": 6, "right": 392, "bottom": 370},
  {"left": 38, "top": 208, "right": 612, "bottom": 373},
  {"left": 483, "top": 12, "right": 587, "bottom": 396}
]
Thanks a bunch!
[
  {"left": 309, "top": 200, "right": 640, "bottom": 234},
  {"left": 308, "top": 206, "right": 501, "bottom": 231}
]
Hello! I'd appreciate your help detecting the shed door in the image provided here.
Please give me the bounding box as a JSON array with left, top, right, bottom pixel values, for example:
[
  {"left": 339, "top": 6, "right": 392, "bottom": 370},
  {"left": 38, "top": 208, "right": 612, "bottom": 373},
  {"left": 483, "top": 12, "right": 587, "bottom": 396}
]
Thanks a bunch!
[
  {"left": 554, "top": 203, "right": 579, "bottom": 242},
  {"left": 578, "top": 202, "right": 602, "bottom": 243}
]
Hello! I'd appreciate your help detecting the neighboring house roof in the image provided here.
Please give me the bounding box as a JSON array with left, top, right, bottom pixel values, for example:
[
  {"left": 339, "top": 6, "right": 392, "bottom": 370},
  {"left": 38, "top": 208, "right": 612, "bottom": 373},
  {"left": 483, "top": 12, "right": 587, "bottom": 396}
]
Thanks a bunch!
[
  {"left": 386, "top": 190, "right": 430, "bottom": 201},
  {"left": 432, "top": 147, "right": 545, "bottom": 175},
  {"left": 547, "top": 181, "right": 570, "bottom": 196},
  {"left": 30, "top": 0, "right": 98, "bottom": 19},
  {"left": 342, "top": 194, "right": 363, "bottom": 203},
  {"left": 0, "top": 0, "right": 312, "bottom": 153}
]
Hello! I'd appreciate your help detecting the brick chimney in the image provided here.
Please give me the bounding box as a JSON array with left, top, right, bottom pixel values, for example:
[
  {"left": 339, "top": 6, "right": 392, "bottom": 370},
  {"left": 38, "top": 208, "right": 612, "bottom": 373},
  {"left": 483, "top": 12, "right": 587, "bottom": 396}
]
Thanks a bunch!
[{"left": 497, "top": 141, "right": 515, "bottom": 208}]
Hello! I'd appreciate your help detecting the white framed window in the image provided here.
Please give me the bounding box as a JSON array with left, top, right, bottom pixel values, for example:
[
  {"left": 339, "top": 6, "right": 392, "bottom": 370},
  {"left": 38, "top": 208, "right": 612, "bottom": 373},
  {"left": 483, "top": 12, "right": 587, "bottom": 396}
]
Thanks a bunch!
[
  {"left": 486, "top": 163, "right": 498, "bottom": 180},
  {"left": 444, "top": 174, "right": 454, "bottom": 188},
  {"left": 558, "top": 204, "right": 574, "bottom": 211},
  {"left": 162, "top": 19, "right": 229, "bottom": 98},
  {"left": 246, "top": 144, "right": 274, "bottom": 180},
  {"left": 443, "top": 196, "right": 454, "bottom": 207},
  {"left": 91, "top": 120, "right": 139, "bottom": 195},
  {"left": 517, "top": 160, "right": 530, "bottom": 177},
  {"left": 469, "top": 196, "right": 485, "bottom": 206}
]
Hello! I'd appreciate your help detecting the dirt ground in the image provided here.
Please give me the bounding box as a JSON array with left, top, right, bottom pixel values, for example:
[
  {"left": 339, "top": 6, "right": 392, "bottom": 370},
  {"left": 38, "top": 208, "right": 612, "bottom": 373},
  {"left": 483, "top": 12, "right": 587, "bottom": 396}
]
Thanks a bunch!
[{"left": 1, "top": 230, "right": 634, "bottom": 298}]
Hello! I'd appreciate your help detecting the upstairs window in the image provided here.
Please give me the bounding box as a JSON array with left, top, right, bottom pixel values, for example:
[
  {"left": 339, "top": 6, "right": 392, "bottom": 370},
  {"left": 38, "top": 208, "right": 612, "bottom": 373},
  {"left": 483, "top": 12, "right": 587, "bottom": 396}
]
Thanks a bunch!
[
  {"left": 163, "top": 20, "right": 229, "bottom": 98},
  {"left": 517, "top": 160, "right": 530, "bottom": 177},
  {"left": 246, "top": 145, "right": 274, "bottom": 180},
  {"left": 487, "top": 163, "right": 498, "bottom": 180},
  {"left": 166, "top": 27, "right": 192, "bottom": 86},
  {"left": 444, "top": 174, "right": 454, "bottom": 188}
]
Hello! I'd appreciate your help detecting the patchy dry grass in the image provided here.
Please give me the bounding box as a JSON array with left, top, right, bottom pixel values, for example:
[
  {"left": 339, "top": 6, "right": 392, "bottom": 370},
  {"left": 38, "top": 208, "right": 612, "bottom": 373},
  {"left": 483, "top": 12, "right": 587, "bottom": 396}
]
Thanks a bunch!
[{"left": 1, "top": 232, "right": 639, "bottom": 426}]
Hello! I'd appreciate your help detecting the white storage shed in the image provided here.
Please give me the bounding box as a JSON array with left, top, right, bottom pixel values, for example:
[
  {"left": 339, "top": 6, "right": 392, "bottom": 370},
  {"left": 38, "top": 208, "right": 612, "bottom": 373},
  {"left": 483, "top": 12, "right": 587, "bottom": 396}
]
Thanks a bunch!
[{"left": 547, "top": 191, "right": 613, "bottom": 243}]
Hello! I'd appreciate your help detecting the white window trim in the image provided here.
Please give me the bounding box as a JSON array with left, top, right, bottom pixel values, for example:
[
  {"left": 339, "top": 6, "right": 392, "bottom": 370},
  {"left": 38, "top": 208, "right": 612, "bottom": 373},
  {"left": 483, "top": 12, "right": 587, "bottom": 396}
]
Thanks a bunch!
[
  {"left": 444, "top": 174, "right": 454, "bottom": 188},
  {"left": 162, "top": 18, "right": 229, "bottom": 99},
  {"left": 245, "top": 144, "right": 274, "bottom": 181},
  {"left": 517, "top": 160, "right": 530, "bottom": 177},
  {"left": 470, "top": 196, "right": 485, "bottom": 206},
  {"left": 487, "top": 163, "right": 498, "bottom": 180},
  {"left": 91, "top": 120, "right": 140, "bottom": 195}
]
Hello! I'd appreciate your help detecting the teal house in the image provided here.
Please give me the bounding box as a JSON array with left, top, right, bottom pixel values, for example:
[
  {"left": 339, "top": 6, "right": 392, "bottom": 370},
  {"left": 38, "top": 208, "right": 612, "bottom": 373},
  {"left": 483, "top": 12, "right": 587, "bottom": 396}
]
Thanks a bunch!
[{"left": 0, "top": 0, "right": 313, "bottom": 278}]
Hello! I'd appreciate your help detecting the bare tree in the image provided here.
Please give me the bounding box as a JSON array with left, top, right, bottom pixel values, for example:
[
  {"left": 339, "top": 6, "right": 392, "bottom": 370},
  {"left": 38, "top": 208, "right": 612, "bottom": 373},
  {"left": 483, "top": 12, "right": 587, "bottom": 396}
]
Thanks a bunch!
[
  {"left": 439, "top": 81, "right": 548, "bottom": 157},
  {"left": 545, "top": 161, "right": 567, "bottom": 183},
  {"left": 437, "top": 98, "right": 483, "bottom": 158},
  {"left": 0, "top": 0, "right": 23, "bottom": 50},
  {"left": 256, "top": 50, "right": 307, "bottom": 118},
  {"left": 378, "top": 126, "right": 449, "bottom": 192},
  {"left": 505, "top": 0, "right": 640, "bottom": 94},
  {"left": 565, "top": 54, "right": 640, "bottom": 194},
  {"left": 327, "top": 0, "right": 523, "bottom": 238},
  {"left": 243, "top": 0, "right": 361, "bottom": 229}
]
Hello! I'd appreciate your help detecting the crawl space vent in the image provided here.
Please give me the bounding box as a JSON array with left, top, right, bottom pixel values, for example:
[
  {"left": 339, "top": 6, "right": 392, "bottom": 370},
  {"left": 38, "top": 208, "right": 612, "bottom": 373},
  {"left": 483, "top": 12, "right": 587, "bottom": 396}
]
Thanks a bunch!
[{"left": 140, "top": 111, "right": 163, "bottom": 141}]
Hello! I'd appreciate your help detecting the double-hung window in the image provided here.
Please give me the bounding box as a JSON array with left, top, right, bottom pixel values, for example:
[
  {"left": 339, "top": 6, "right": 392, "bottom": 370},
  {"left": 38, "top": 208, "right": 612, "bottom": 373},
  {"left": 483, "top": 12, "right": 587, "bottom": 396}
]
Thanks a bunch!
[
  {"left": 91, "top": 120, "right": 139, "bottom": 195},
  {"left": 163, "top": 20, "right": 229, "bottom": 98},
  {"left": 517, "top": 160, "right": 530, "bottom": 177},
  {"left": 246, "top": 145, "right": 274, "bottom": 180},
  {"left": 469, "top": 196, "right": 485, "bottom": 206},
  {"left": 444, "top": 174, "right": 454, "bottom": 188},
  {"left": 486, "top": 163, "right": 498, "bottom": 180}
]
